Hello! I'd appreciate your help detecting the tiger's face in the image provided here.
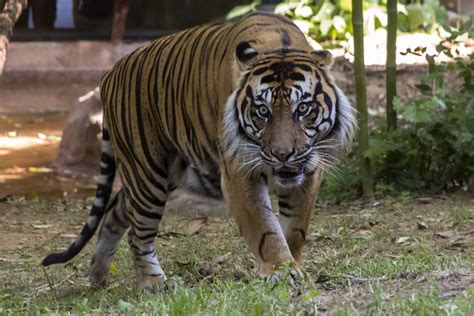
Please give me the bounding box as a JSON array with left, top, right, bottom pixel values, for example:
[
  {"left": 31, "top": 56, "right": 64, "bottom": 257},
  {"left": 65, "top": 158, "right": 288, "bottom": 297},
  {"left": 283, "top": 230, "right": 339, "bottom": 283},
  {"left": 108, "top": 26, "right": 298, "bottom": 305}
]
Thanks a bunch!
[{"left": 224, "top": 44, "right": 356, "bottom": 188}]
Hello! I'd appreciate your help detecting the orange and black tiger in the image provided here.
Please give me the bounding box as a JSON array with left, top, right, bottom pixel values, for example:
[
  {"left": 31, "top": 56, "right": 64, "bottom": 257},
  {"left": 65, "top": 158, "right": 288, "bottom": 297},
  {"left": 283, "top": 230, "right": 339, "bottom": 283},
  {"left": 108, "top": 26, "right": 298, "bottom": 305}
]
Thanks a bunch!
[{"left": 43, "top": 12, "right": 356, "bottom": 291}]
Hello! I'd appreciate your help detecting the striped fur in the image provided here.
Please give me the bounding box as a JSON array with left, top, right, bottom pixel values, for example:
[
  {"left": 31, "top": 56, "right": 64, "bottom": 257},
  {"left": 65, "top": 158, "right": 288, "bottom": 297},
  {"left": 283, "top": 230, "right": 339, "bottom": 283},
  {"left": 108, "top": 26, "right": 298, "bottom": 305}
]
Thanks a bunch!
[{"left": 42, "top": 12, "right": 356, "bottom": 290}]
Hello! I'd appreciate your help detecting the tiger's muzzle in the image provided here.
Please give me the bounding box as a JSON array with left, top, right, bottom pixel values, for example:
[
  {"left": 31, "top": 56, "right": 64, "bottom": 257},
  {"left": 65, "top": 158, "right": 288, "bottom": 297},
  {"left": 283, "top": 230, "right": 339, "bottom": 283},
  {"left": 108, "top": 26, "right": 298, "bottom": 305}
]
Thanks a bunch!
[
  {"left": 265, "top": 149, "right": 309, "bottom": 187},
  {"left": 261, "top": 144, "right": 311, "bottom": 187},
  {"left": 273, "top": 164, "right": 305, "bottom": 187}
]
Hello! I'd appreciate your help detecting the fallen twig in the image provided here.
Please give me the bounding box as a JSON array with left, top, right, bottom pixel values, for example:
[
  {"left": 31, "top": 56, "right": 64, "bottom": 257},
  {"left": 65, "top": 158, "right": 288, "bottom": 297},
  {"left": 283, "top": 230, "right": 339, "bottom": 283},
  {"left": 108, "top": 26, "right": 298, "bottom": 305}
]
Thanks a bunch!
[
  {"left": 315, "top": 273, "right": 388, "bottom": 284},
  {"left": 336, "top": 273, "right": 388, "bottom": 283}
]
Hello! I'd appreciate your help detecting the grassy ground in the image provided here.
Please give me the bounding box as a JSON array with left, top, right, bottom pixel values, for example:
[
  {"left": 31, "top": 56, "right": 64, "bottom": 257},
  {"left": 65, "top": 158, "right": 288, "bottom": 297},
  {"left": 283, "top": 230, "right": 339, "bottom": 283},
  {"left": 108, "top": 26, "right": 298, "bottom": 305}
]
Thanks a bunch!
[{"left": 0, "top": 192, "right": 473, "bottom": 315}]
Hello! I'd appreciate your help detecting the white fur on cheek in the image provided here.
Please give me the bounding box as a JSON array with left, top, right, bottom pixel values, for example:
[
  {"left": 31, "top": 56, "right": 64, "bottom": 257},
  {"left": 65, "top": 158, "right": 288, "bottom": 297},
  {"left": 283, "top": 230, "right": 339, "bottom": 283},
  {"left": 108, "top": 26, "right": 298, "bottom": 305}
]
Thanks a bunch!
[
  {"left": 222, "top": 89, "right": 241, "bottom": 161},
  {"left": 334, "top": 86, "right": 357, "bottom": 149}
]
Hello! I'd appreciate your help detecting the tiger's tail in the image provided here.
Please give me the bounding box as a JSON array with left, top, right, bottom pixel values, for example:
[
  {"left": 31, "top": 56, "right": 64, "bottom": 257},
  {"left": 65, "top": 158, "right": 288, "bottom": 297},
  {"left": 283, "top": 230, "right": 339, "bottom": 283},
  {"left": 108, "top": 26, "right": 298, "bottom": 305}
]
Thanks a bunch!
[{"left": 42, "top": 123, "right": 116, "bottom": 266}]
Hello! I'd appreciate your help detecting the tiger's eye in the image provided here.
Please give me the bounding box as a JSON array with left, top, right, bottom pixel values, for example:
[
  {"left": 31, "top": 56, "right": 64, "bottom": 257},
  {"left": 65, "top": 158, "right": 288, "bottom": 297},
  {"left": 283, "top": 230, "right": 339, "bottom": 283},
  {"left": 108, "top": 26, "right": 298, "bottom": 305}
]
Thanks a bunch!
[
  {"left": 297, "top": 103, "right": 308, "bottom": 113},
  {"left": 258, "top": 106, "right": 269, "bottom": 116}
]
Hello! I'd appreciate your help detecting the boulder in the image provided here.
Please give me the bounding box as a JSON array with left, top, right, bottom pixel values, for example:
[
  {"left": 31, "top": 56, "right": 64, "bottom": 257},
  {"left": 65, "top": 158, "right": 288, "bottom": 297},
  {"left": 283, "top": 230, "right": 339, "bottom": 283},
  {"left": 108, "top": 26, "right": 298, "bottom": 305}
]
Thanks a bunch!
[{"left": 53, "top": 87, "right": 102, "bottom": 176}]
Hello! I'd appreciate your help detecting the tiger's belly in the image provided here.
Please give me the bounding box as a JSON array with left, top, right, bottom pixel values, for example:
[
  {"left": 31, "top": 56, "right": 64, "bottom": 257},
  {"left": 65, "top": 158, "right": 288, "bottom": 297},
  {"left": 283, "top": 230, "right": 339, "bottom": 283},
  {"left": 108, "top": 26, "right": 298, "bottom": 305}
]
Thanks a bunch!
[{"left": 169, "top": 151, "right": 223, "bottom": 200}]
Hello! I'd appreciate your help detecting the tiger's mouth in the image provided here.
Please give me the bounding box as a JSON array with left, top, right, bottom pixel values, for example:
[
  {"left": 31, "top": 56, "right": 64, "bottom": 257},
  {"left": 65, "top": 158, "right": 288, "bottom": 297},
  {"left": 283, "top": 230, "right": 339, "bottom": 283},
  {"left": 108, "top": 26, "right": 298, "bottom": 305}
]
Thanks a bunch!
[{"left": 273, "top": 166, "right": 305, "bottom": 187}]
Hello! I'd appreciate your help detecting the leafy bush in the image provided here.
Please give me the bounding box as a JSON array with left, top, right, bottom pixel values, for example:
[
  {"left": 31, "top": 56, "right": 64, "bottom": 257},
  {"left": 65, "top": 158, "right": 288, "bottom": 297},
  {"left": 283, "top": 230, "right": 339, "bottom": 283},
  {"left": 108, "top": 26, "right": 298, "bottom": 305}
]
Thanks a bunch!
[
  {"left": 398, "top": 0, "right": 448, "bottom": 32},
  {"left": 228, "top": 1, "right": 448, "bottom": 44},
  {"left": 321, "top": 20, "right": 474, "bottom": 202},
  {"left": 275, "top": 0, "right": 447, "bottom": 43},
  {"left": 275, "top": 0, "right": 354, "bottom": 42}
]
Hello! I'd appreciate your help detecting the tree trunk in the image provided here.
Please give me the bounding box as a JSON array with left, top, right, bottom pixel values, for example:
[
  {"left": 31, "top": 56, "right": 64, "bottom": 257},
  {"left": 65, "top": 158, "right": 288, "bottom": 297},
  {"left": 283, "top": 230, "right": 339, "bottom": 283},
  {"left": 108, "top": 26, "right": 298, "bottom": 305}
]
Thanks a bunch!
[
  {"left": 0, "top": 0, "right": 27, "bottom": 76},
  {"left": 386, "top": 0, "right": 397, "bottom": 130},
  {"left": 110, "top": 0, "right": 129, "bottom": 43},
  {"left": 351, "top": 0, "right": 374, "bottom": 199}
]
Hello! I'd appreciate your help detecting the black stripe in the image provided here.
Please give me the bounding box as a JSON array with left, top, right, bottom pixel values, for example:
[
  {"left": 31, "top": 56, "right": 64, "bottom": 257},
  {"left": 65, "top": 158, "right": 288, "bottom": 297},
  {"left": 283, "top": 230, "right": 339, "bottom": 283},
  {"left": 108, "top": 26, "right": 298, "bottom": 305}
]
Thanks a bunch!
[
  {"left": 280, "top": 28, "right": 291, "bottom": 47},
  {"left": 293, "top": 228, "right": 306, "bottom": 241},
  {"left": 279, "top": 210, "right": 297, "bottom": 218},
  {"left": 135, "top": 231, "right": 158, "bottom": 241},
  {"left": 278, "top": 201, "right": 291, "bottom": 209}
]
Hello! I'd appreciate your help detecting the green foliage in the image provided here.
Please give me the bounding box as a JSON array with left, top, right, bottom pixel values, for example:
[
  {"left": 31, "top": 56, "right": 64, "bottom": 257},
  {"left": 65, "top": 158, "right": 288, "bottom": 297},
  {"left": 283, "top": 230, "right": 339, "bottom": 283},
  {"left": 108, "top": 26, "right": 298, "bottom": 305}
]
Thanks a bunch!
[
  {"left": 319, "top": 148, "right": 362, "bottom": 201},
  {"left": 275, "top": 0, "right": 354, "bottom": 41},
  {"left": 273, "top": 0, "right": 447, "bottom": 43},
  {"left": 368, "top": 22, "right": 474, "bottom": 192},
  {"left": 399, "top": 0, "right": 447, "bottom": 33},
  {"left": 274, "top": 0, "right": 354, "bottom": 42},
  {"left": 226, "top": 1, "right": 261, "bottom": 20},
  {"left": 227, "top": 1, "right": 449, "bottom": 45},
  {"left": 321, "top": 20, "right": 474, "bottom": 202}
]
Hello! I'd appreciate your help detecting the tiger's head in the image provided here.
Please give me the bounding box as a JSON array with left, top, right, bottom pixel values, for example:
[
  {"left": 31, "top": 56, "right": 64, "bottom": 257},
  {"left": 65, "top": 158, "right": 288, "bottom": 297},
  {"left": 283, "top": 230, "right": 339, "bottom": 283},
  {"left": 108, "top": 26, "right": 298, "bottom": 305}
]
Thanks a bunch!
[{"left": 223, "top": 41, "right": 357, "bottom": 188}]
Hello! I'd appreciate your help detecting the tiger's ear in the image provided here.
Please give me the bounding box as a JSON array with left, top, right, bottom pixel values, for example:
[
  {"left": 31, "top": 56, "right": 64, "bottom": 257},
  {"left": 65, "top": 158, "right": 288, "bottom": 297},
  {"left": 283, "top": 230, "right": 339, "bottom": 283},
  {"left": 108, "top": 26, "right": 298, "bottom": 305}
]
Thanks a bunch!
[
  {"left": 311, "top": 50, "right": 333, "bottom": 69},
  {"left": 235, "top": 41, "right": 258, "bottom": 69}
]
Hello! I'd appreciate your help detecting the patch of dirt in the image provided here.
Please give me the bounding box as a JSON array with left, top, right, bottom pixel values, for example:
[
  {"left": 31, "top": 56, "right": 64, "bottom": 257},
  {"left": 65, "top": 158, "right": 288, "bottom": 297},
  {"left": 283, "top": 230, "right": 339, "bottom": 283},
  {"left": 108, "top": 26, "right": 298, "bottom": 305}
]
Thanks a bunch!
[
  {"left": 0, "top": 198, "right": 87, "bottom": 258},
  {"left": 0, "top": 191, "right": 227, "bottom": 262},
  {"left": 312, "top": 267, "right": 474, "bottom": 312}
]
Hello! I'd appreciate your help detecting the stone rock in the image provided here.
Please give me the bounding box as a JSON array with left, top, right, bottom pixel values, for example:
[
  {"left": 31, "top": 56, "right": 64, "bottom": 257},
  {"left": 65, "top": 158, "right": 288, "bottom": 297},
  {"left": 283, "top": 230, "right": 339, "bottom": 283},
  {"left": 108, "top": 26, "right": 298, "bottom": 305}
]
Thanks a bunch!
[{"left": 53, "top": 87, "right": 103, "bottom": 176}]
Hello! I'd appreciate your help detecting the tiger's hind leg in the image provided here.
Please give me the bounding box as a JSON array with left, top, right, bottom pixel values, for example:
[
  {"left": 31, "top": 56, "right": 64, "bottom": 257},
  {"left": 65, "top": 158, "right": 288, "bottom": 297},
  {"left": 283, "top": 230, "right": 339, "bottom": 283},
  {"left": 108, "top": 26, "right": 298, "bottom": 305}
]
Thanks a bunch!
[
  {"left": 118, "top": 164, "right": 171, "bottom": 293},
  {"left": 126, "top": 195, "right": 169, "bottom": 292},
  {"left": 89, "top": 189, "right": 130, "bottom": 286}
]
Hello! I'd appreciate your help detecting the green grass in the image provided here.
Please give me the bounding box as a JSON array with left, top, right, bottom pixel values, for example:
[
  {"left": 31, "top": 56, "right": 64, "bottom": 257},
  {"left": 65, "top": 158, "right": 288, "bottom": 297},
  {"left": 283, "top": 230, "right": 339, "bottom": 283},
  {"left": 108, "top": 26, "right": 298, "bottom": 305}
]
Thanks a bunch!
[{"left": 0, "top": 193, "right": 473, "bottom": 315}]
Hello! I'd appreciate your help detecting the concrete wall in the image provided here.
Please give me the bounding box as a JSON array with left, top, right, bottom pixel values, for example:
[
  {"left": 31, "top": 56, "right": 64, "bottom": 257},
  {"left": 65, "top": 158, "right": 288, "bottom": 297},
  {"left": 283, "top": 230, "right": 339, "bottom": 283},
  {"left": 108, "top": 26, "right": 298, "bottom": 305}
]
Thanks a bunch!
[{"left": 3, "top": 41, "right": 147, "bottom": 82}]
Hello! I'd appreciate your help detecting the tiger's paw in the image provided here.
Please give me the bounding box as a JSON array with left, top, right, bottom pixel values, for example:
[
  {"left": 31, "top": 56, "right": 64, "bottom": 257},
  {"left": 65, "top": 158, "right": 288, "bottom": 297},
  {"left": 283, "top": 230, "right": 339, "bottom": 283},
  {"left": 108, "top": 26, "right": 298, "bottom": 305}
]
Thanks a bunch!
[
  {"left": 260, "top": 262, "right": 307, "bottom": 286},
  {"left": 139, "top": 275, "right": 176, "bottom": 294},
  {"left": 89, "top": 269, "right": 109, "bottom": 288}
]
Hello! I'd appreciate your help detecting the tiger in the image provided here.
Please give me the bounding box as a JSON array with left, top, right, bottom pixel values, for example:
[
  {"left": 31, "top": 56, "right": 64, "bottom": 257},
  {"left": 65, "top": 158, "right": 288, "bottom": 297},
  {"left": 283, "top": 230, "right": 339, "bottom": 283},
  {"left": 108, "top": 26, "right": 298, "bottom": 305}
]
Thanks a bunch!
[{"left": 42, "top": 11, "right": 356, "bottom": 292}]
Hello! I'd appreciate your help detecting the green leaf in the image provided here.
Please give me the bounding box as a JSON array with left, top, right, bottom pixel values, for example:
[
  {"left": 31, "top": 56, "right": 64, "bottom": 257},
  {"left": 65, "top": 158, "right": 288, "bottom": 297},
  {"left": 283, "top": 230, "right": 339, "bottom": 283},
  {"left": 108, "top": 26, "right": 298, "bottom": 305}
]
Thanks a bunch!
[
  {"left": 333, "top": 15, "right": 347, "bottom": 33},
  {"left": 312, "top": 1, "right": 335, "bottom": 23},
  {"left": 117, "top": 299, "right": 134, "bottom": 312},
  {"left": 415, "top": 83, "right": 432, "bottom": 94},
  {"left": 339, "top": 0, "right": 352, "bottom": 12},
  {"left": 226, "top": 2, "right": 259, "bottom": 20},
  {"left": 406, "top": 3, "right": 425, "bottom": 31},
  {"left": 294, "top": 5, "right": 313, "bottom": 18},
  {"left": 302, "top": 289, "right": 321, "bottom": 302},
  {"left": 293, "top": 19, "right": 314, "bottom": 34}
]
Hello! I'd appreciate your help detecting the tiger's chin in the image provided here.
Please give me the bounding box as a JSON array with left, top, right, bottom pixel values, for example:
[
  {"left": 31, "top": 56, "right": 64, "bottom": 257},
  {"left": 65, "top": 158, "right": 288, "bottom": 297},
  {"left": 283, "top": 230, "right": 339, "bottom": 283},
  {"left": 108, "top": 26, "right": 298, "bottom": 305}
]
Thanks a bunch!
[{"left": 272, "top": 166, "right": 305, "bottom": 187}]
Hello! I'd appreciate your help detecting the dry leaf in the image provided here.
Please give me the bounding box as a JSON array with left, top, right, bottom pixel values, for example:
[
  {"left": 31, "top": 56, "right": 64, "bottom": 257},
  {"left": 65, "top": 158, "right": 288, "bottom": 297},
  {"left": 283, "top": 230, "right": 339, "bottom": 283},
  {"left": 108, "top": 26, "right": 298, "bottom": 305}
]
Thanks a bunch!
[
  {"left": 371, "top": 201, "right": 382, "bottom": 207},
  {"left": 416, "top": 197, "right": 434, "bottom": 204},
  {"left": 60, "top": 234, "right": 78, "bottom": 238},
  {"left": 109, "top": 262, "right": 120, "bottom": 276},
  {"left": 185, "top": 216, "right": 208, "bottom": 236},
  {"left": 395, "top": 236, "right": 410, "bottom": 244},
  {"left": 211, "top": 253, "right": 231, "bottom": 265},
  {"left": 436, "top": 230, "right": 455, "bottom": 238},
  {"left": 175, "top": 261, "right": 191, "bottom": 268},
  {"left": 449, "top": 239, "right": 465, "bottom": 248},
  {"left": 417, "top": 221, "right": 429, "bottom": 230},
  {"left": 31, "top": 224, "right": 52, "bottom": 229},
  {"left": 354, "top": 228, "right": 373, "bottom": 236}
]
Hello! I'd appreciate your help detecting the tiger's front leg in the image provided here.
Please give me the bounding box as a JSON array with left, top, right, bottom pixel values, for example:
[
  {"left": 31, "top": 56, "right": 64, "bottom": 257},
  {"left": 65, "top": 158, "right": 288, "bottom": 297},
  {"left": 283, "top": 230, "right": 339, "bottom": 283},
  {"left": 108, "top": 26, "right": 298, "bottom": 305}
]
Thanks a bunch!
[
  {"left": 276, "top": 169, "right": 323, "bottom": 264},
  {"left": 221, "top": 166, "right": 294, "bottom": 276}
]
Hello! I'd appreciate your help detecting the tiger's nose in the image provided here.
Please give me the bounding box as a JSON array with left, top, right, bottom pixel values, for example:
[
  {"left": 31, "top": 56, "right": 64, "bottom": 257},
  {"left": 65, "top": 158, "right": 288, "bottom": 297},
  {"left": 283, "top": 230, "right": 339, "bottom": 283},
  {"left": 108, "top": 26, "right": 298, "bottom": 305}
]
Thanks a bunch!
[{"left": 271, "top": 148, "right": 295, "bottom": 162}]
